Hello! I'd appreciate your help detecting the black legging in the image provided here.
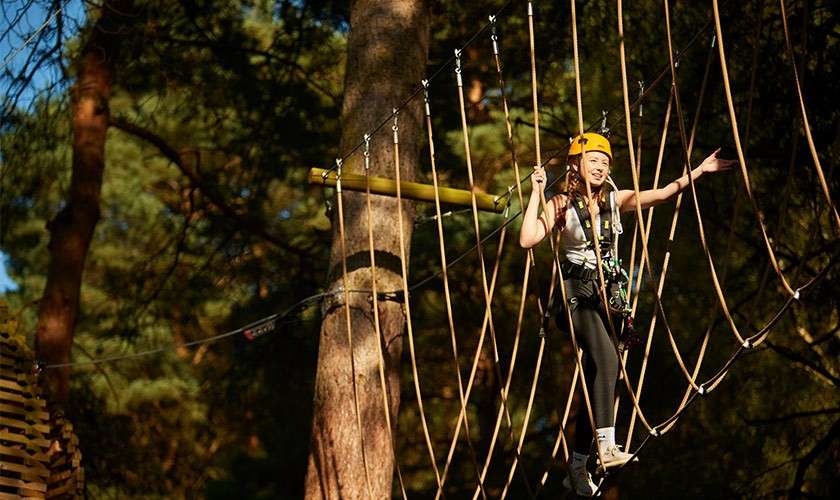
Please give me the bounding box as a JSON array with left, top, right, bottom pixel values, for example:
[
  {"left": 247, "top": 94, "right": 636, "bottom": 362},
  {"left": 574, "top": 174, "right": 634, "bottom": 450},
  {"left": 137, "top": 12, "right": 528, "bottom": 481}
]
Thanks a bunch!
[{"left": 557, "top": 277, "right": 619, "bottom": 454}]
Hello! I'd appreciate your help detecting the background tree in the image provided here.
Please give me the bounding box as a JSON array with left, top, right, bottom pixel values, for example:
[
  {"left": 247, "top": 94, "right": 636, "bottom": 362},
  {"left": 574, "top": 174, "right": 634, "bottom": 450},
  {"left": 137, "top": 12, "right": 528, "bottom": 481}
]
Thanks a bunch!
[{"left": 304, "top": 0, "right": 430, "bottom": 497}]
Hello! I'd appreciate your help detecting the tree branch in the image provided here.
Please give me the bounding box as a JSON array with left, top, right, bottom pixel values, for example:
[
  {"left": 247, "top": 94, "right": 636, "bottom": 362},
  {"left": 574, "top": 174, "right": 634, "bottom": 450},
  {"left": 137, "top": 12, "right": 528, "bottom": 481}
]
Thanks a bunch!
[
  {"left": 788, "top": 417, "right": 840, "bottom": 499},
  {"left": 109, "top": 116, "right": 309, "bottom": 258},
  {"left": 765, "top": 340, "right": 840, "bottom": 387},
  {"left": 743, "top": 407, "right": 840, "bottom": 426}
]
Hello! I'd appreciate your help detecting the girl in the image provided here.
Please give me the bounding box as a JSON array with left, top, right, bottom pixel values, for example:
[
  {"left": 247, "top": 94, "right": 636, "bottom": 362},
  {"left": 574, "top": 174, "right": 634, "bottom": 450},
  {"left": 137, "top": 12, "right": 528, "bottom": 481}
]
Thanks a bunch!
[{"left": 519, "top": 133, "right": 734, "bottom": 496}]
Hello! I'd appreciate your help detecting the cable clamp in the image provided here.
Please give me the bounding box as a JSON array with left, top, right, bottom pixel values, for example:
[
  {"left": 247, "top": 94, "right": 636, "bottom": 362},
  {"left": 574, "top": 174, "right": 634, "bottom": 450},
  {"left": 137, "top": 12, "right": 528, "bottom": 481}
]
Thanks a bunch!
[
  {"left": 697, "top": 384, "right": 706, "bottom": 396},
  {"left": 392, "top": 108, "right": 399, "bottom": 144},
  {"left": 422, "top": 79, "right": 431, "bottom": 117},
  {"left": 31, "top": 360, "right": 44, "bottom": 376},
  {"left": 637, "top": 81, "right": 645, "bottom": 117},
  {"left": 649, "top": 427, "right": 660, "bottom": 437},
  {"left": 599, "top": 110, "right": 610, "bottom": 136},
  {"left": 335, "top": 158, "right": 343, "bottom": 193},
  {"left": 321, "top": 285, "right": 345, "bottom": 316},
  {"left": 489, "top": 15, "right": 499, "bottom": 55},
  {"left": 793, "top": 289, "right": 801, "bottom": 300},
  {"left": 527, "top": 1, "right": 533, "bottom": 16},
  {"left": 454, "top": 49, "right": 463, "bottom": 86},
  {"left": 363, "top": 133, "right": 371, "bottom": 166},
  {"left": 742, "top": 339, "right": 752, "bottom": 349}
]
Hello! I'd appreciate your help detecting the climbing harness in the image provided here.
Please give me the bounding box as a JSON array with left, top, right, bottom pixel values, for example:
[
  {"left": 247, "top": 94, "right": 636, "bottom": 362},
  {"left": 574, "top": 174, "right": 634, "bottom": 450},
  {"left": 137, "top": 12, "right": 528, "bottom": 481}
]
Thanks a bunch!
[{"left": 560, "top": 192, "right": 640, "bottom": 351}]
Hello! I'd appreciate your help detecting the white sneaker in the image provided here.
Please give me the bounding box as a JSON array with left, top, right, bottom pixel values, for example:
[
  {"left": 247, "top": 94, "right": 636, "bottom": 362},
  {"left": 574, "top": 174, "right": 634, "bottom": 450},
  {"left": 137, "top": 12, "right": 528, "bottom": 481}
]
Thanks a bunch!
[
  {"left": 597, "top": 444, "right": 638, "bottom": 468},
  {"left": 563, "top": 465, "right": 598, "bottom": 497}
]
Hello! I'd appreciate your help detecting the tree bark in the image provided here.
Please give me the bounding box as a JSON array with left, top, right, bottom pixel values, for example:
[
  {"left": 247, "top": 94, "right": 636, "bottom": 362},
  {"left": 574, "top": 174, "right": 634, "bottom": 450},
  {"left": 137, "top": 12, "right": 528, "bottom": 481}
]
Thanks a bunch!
[
  {"left": 304, "top": 1, "right": 430, "bottom": 498},
  {"left": 35, "top": 1, "right": 133, "bottom": 404}
]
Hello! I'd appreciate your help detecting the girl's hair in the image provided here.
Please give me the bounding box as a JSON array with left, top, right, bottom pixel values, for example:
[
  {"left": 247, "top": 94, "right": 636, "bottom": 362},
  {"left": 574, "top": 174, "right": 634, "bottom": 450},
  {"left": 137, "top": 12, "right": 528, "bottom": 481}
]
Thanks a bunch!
[{"left": 566, "top": 154, "right": 608, "bottom": 208}]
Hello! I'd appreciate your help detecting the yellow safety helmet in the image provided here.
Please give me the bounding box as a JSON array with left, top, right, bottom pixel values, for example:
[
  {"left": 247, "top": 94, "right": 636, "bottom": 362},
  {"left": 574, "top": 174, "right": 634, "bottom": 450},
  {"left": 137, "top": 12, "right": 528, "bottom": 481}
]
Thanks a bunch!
[{"left": 567, "top": 132, "right": 612, "bottom": 162}]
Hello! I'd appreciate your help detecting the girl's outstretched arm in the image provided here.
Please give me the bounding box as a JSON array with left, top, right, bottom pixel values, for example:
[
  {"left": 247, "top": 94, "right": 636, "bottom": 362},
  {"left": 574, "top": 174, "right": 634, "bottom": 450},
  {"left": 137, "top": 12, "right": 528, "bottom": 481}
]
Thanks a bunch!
[{"left": 615, "top": 148, "right": 736, "bottom": 213}]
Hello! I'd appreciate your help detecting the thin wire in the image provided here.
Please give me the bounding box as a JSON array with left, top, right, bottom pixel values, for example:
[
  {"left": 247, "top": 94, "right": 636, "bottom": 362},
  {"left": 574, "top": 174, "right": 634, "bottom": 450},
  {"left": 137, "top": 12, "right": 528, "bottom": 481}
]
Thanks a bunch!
[{"left": 43, "top": 292, "right": 328, "bottom": 369}]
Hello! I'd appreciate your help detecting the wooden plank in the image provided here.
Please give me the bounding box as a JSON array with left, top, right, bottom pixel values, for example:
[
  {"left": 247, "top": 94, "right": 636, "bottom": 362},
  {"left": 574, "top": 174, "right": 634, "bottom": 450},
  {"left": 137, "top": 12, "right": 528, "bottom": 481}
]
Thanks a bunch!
[
  {"left": 47, "top": 469, "right": 74, "bottom": 483},
  {"left": 46, "top": 482, "right": 75, "bottom": 498},
  {"left": 0, "top": 390, "right": 45, "bottom": 407},
  {"left": 0, "top": 444, "right": 50, "bottom": 466},
  {"left": 0, "top": 492, "right": 31, "bottom": 500},
  {"left": 0, "top": 430, "right": 50, "bottom": 449},
  {"left": 0, "top": 346, "right": 26, "bottom": 362},
  {"left": 0, "top": 416, "right": 50, "bottom": 435},
  {"left": 0, "top": 459, "right": 49, "bottom": 479},
  {"left": 0, "top": 368, "right": 25, "bottom": 381},
  {"left": 0, "top": 379, "right": 27, "bottom": 393},
  {"left": 0, "top": 402, "right": 50, "bottom": 421},
  {"left": 0, "top": 475, "right": 47, "bottom": 492},
  {"left": 1, "top": 491, "right": 43, "bottom": 500}
]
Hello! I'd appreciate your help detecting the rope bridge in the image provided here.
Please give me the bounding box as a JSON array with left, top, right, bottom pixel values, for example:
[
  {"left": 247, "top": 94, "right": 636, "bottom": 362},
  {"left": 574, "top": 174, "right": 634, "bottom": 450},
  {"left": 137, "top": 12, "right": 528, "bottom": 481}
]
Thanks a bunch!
[
  {"left": 315, "top": 1, "right": 838, "bottom": 497},
  {"left": 8, "top": 0, "right": 834, "bottom": 498}
]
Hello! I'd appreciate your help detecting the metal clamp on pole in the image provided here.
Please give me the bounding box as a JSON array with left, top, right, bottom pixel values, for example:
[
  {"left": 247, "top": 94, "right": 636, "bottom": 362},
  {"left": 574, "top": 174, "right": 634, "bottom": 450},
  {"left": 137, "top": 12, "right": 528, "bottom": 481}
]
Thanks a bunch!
[
  {"left": 638, "top": 80, "right": 645, "bottom": 117},
  {"left": 422, "top": 79, "right": 431, "bottom": 118},
  {"left": 335, "top": 158, "right": 343, "bottom": 193},
  {"left": 454, "top": 49, "right": 463, "bottom": 87},
  {"left": 363, "top": 134, "right": 371, "bottom": 171},
  {"left": 489, "top": 15, "right": 499, "bottom": 55},
  {"left": 392, "top": 108, "right": 399, "bottom": 145}
]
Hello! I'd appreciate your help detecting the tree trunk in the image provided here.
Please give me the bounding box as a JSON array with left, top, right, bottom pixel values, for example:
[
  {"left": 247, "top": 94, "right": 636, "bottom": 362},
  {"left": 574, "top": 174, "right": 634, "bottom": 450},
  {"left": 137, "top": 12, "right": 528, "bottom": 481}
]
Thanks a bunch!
[
  {"left": 304, "top": 1, "right": 430, "bottom": 498},
  {"left": 35, "top": 1, "right": 132, "bottom": 404}
]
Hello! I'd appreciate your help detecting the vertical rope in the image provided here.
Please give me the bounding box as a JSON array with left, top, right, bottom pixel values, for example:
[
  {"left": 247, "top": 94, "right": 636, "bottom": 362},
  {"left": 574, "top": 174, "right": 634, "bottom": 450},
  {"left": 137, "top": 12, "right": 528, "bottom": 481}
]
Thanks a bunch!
[
  {"left": 390, "top": 112, "right": 444, "bottom": 492},
  {"left": 470, "top": 18, "right": 554, "bottom": 498},
  {"left": 779, "top": 0, "right": 840, "bottom": 232},
  {"left": 712, "top": 0, "right": 798, "bottom": 297},
  {"left": 421, "top": 81, "right": 488, "bottom": 499},
  {"left": 334, "top": 158, "right": 375, "bottom": 499},
  {"left": 362, "top": 136, "right": 408, "bottom": 499},
  {"left": 453, "top": 48, "right": 534, "bottom": 499},
  {"left": 665, "top": 0, "right": 754, "bottom": 348}
]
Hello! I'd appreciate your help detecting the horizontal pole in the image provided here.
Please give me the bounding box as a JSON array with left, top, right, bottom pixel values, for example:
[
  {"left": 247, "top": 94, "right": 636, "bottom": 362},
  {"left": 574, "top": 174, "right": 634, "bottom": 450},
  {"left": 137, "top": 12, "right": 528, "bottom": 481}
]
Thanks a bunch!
[{"left": 308, "top": 168, "right": 507, "bottom": 213}]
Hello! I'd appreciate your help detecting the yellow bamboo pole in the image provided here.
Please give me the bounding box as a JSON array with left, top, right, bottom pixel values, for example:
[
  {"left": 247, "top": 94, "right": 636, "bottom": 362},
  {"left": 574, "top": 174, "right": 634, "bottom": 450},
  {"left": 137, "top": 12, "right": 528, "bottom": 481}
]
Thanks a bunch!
[{"left": 309, "top": 167, "right": 507, "bottom": 213}]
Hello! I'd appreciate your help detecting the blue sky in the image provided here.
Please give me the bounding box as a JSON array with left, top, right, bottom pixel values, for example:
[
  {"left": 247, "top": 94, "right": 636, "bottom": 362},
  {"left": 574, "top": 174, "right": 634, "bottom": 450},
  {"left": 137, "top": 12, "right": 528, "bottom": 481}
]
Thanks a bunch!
[
  {"left": 1, "top": 0, "right": 85, "bottom": 293},
  {"left": 0, "top": 253, "right": 16, "bottom": 292}
]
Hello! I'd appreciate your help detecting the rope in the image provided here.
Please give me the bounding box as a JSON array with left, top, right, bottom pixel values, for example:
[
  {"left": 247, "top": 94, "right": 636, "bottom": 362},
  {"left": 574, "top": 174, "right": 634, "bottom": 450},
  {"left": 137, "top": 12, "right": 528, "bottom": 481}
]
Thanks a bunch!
[
  {"left": 390, "top": 112, "right": 444, "bottom": 492},
  {"left": 452, "top": 47, "right": 534, "bottom": 499},
  {"left": 362, "top": 136, "right": 408, "bottom": 498},
  {"left": 421, "top": 82, "right": 488, "bottom": 499},
  {"left": 320, "top": 0, "right": 516, "bottom": 178},
  {"left": 334, "top": 158, "right": 376, "bottom": 499},
  {"left": 465, "top": 17, "right": 543, "bottom": 498},
  {"left": 712, "top": 0, "right": 798, "bottom": 298},
  {"left": 498, "top": 3, "right": 577, "bottom": 496},
  {"left": 620, "top": 87, "right": 673, "bottom": 446},
  {"left": 779, "top": 0, "right": 840, "bottom": 232}
]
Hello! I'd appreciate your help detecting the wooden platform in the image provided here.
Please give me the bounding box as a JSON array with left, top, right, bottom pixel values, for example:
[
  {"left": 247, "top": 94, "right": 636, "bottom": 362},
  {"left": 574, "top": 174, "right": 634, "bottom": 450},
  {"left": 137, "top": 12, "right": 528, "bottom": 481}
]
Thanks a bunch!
[{"left": 0, "top": 302, "right": 83, "bottom": 498}]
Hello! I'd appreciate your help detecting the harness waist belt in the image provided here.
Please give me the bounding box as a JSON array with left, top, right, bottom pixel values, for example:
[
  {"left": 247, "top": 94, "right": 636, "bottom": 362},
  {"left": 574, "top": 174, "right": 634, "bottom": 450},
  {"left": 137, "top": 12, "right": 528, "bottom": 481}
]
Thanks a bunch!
[{"left": 560, "top": 261, "right": 600, "bottom": 281}]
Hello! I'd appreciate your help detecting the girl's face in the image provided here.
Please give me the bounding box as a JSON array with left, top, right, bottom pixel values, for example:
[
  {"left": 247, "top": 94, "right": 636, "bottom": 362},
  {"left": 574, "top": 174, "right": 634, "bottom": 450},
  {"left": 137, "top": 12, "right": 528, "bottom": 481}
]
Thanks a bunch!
[{"left": 578, "top": 150, "right": 611, "bottom": 188}]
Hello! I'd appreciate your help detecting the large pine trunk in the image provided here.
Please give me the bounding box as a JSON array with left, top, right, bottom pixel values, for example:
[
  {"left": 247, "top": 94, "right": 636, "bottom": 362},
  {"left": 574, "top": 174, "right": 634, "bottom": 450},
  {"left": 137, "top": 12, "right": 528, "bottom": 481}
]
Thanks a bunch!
[
  {"left": 35, "top": 1, "right": 132, "bottom": 404},
  {"left": 304, "top": 1, "right": 430, "bottom": 497}
]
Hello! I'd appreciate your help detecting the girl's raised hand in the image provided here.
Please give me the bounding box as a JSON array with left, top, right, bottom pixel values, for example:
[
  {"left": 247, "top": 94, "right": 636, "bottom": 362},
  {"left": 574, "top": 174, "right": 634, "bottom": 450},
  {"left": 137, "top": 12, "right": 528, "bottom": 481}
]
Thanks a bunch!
[
  {"left": 531, "top": 165, "right": 547, "bottom": 193},
  {"left": 699, "top": 148, "right": 738, "bottom": 173}
]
